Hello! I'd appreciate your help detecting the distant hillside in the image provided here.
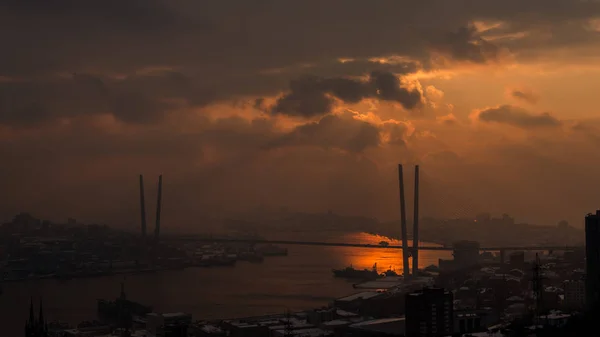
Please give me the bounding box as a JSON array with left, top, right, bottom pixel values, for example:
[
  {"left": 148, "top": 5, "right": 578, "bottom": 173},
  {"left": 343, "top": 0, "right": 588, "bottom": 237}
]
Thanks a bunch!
[
  {"left": 375, "top": 215, "right": 583, "bottom": 247},
  {"left": 223, "top": 208, "right": 378, "bottom": 235}
]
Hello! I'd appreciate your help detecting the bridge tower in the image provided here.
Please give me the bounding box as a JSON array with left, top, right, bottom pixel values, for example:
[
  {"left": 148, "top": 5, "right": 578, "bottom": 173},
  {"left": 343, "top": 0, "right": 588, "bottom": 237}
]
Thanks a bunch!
[
  {"left": 155, "top": 175, "right": 163, "bottom": 244},
  {"left": 412, "top": 165, "right": 419, "bottom": 276},
  {"left": 139, "top": 175, "right": 147, "bottom": 237},
  {"left": 398, "top": 164, "right": 410, "bottom": 278}
]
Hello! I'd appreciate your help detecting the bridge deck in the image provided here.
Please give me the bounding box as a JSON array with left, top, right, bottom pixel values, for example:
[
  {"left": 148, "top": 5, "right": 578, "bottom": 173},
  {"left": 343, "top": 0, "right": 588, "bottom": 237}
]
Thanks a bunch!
[{"left": 165, "top": 236, "right": 580, "bottom": 251}]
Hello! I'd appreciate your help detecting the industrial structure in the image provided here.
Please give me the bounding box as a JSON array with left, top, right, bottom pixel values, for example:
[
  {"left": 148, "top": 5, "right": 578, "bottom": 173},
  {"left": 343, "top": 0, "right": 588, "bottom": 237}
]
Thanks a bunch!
[
  {"left": 139, "top": 174, "right": 163, "bottom": 244},
  {"left": 398, "top": 164, "right": 420, "bottom": 279}
]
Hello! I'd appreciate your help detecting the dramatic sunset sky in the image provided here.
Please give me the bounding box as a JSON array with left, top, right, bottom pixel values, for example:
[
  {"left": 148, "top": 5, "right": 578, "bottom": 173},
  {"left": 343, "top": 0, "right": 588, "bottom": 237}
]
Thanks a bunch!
[{"left": 2, "top": 0, "right": 600, "bottom": 228}]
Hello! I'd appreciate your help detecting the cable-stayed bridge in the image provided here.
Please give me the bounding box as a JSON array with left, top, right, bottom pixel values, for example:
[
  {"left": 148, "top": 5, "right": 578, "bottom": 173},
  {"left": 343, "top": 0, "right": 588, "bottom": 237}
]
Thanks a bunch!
[
  {"left": 163, "top": 235, "right": 580, "bottom": 252},
  {"left": 151, "top": 165, "right": 583, "bottom": 273}
]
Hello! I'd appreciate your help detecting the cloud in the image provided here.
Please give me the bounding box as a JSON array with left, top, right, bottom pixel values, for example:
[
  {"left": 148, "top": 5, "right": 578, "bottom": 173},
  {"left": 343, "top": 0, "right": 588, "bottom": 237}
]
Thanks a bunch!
[
  {"left": 1, "top": 0, "right": 597, "bottom": 128},
  {"left": 3, "top": 103, "right": 600, "bottom": 230},
  {"left": 381, "top": 121, "right": 412, "bottom": 146},
  {"left": 510, "top": 88, "right": 539, "bottom": 104},
  {"left": 3, "top": 0, "right": 600, "bottom": 232},
  {"left": 425, "top": 85, "right": 445, "bottom": 102},
  {"left": 436, "top": 113, "right": 458, "bottom": 125},
  {"left": 0, "top": 74, "right": 186, "bottom": 127},
  {"left": 473, "top": 105, "right": 561, "bottom": 128},
  {"left": 0, "top": 2, "right": 514, "bottom": 77},
  {"left": 429, "top": 25, "right": 503, "bottom": 63},
  {"left": 271, "top": 113, "right": 382, "bottom": 153},
  {"left": 270, "top": 71, "right": 422, "bottom": 118}
]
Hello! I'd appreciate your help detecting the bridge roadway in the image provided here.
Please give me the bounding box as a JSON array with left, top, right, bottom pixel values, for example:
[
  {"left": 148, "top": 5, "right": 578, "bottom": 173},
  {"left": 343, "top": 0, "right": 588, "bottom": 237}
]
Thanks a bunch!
[{"left": 165, "top": 236, "right": 581, "bottom": 251}]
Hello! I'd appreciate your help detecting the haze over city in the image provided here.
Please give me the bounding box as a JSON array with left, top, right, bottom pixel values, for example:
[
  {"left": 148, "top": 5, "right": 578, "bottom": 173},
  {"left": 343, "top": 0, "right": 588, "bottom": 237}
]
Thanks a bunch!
[
  {"left": 8, "top": 2, "right": 600, "bottom": 337},
  {"left": 2, "top": 1, "right": 600, "bottom": 228}
]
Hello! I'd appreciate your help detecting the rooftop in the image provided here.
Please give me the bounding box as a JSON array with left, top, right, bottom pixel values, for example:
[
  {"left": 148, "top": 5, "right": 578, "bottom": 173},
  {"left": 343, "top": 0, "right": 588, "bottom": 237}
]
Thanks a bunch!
[
  {"left": 273, "top": 328, "right": 331, "bottom": 337},
  {"left": 350, "top": 317, "right": 405, "bottom": 327},
  {"left": 349, "top": 317, "right": 406, "bottom": 335},
  {"left": 336, "top": 291, "right": 381, "bottom": 302},
  {"left": 336, "top": 309, "right": 358, "bottom": 317},
  {"left": 162, "top": 312, "right": 189, "bottom": 318},
  {"left": 322, "top": 319, "right": 350, "bottom": 326},
  {"left": 201, "top": 325, "right": 223, "bottom": 334},
  {"left": 408, "top": 287, "right": 450, "bottom": 296}
]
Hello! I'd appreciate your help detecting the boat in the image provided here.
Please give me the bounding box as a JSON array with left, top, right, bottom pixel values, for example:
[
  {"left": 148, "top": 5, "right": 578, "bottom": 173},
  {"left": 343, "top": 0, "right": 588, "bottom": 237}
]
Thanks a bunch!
[
  {"left": 97, "top": 281, "right": 152, "bottom": 324},
  {"left": 379, "top": 241, "right": 390, "bottom": 247},
  {"left": 380, "top": 266, "right": 399, "bottom": 277},
  {"left": 332, "top": 263, "right": 379, "bottom": 280}
]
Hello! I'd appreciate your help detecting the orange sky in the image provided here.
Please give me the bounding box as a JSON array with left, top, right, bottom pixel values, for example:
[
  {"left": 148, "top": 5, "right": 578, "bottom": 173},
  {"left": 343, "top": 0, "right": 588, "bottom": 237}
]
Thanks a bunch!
[{"left": 2, "top": 1, "right": 600, "bottom": 229}]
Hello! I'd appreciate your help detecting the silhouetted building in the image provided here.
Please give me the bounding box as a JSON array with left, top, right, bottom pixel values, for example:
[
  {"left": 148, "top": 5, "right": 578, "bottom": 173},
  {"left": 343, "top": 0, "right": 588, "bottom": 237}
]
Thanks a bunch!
[
  {"left": 452, "top": 241, "right": 480, "bottom": 269},
  {"left": 146, "top": 312, "right": 191, "bottom": 337},
  {"left": 509, "top": 251, "right": 525, "bottom": 267},
  {"left": 454, "top": 311, "right": 482, "bottom": 335},
  {"left": 405, "top": 288, "right": 453, "bottom": 337},
  {"left": 564, "top": 248, "right": 586, "bottom": 264},
  {"left": 25, "top": 298, "right": 48, "bottom": 337},
  {"left": 585, "top": 211, "right": 600, "bottom": 310},
  {"left": 564, "top": 279, "right": 586, "bottom": 310}
]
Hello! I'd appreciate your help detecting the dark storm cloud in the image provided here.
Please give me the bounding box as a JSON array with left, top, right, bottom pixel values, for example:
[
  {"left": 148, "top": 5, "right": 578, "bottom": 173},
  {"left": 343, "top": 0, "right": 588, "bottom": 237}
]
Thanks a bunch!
[
  {"left": 430, "top": 25, "right": 502, "bottom": 63},
  {"left": 369, "top": 71, "right": 422, "bottom": 108},
  {"left": 0, "top": 62, "right": 422, "bottom": 127},
  {"left": 111, "top": 92, "right": 174, "bottom": 124},
  {"left": 2, "top": 0, "right": 598, "bottom": 76},
  {"left": 476, "top": 105, "right": 562, "bottom": 128},
  {"left": 0, "top": 0, "right": 524, "bottom": 78},
  {"left": 0, "top": 74, "right": 184, "bottom": 126},
  {"left": 510, "top": 89, "right": 539, "bottom": 104},
  {"left": 270, "top": 114, "right": 381, "bottom": 153},
  {"left": 271, "top": 72, "right": 422, "bottom": 118},
  {"left": 1, "top": 0, "right": 597, "bottom": 126}
]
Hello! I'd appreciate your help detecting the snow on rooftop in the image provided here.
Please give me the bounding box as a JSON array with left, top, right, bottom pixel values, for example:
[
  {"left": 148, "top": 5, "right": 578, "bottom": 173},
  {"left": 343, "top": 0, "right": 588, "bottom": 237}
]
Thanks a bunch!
[
  {"left": 256, "top": 319, "right": 281, "bottom": 326},
  {"left": 162, "top": 312, "right": 188, "bottom": 318},
  {"left": 336, "top": 309, "right": 358, "bottom": 317},
  {"left": 465, "top": 331, "right": 505, "bottom": 337},
  {"left": 268, "top": 325, "right": 286, "bottom": 331},
  {"left": 322, "top": 319, "right": 350, "bottom": 326},
  {"left": 274, "top": 328, "right": 331, "bottom": 337},
  {"left": 201, "top": 325, "right": 223, "bottom": 334},
  {"left": 350, "top": 317, "right": 405, "bottom": 326}
]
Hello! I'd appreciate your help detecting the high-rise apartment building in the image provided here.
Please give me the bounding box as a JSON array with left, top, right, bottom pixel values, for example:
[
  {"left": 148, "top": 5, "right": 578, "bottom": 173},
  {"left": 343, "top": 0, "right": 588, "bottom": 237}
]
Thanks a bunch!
[
  {"left": 585, "top": 211, "right": 600, "bottom": 310},
  {"left": 405, "top": 288, "right": 453, "bottom": 337},
  {"left": 564, "top": 279, "right": 586, "bottom": 310}
]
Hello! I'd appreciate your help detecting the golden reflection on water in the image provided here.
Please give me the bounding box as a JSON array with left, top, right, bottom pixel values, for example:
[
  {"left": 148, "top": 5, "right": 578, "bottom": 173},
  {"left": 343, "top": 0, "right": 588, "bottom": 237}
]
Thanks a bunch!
[{"left": 331, "top": 232, "right": 453, "bottom": 272}]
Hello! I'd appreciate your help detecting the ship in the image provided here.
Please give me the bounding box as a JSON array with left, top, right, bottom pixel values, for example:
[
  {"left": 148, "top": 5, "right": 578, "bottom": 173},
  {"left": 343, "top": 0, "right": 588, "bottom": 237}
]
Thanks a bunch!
[
  {"left": 332, "top": 263, "right": 379, "bottom": 280},
  {"left": 379, "top": 241, "right": 390, "bottom": 247},
  {"left": 380, "top": 266, "right": 399, "bottom": 277},
  {"left": 97, "top": 281, "right": 152, "bottom": 325}
]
